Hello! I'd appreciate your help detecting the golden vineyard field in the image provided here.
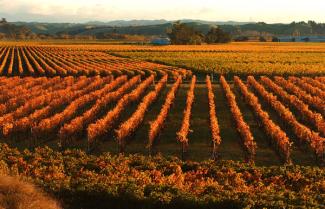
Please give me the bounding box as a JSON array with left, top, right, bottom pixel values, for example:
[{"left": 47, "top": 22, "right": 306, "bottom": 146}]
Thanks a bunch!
[
  {"left": 0, "top": 73, "right": 324, "bottom": 165},
  {"left": 0, "top": 44, "right": 190, "bottom": 77},
  {"left": 1, "top": 42, "right": 324, "bottom": 76},
  {"left": 0, "top": 42, "right": 324, "bottom": 166},
  {"left": 109, "top": 43, "right": 325, "bottom": 75},
  {"left": 0, "top": 42, "right": 324, "bottom": 209}
]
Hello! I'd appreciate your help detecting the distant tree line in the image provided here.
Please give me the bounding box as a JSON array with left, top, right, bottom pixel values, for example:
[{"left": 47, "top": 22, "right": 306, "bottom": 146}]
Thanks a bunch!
[
  {"left": 167, "top": 21, "right": 231, "bottom": 45},
  {"left": 166, "top": 20, "right": 325, "bottom": 44},
  {"left": 2, "top": 17, "right": 325, "bottom": 43}
]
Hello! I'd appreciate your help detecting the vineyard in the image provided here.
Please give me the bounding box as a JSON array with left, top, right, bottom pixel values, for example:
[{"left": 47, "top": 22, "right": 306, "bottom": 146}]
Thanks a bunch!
[
  {"left": 0, "top": 45, "right": 190, "bottom": 77},
  {"left": 0, "top": 144, "right": 324, "bottom": 209},
  {"left": 1, "top": 42, "right": 324, "bottom": 76},
  {"left": 0, "top": 71, "right": 324, "bottom": 165},
  {"left": 109, "top": 43, "right": 325, "bottom": 76},
  {"left": 0, "top": 42, "right": 324, "bottom": 208}
]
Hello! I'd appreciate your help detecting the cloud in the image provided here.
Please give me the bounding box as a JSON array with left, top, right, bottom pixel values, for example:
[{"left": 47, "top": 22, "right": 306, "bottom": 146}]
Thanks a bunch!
[{"left": 0, "top": 0, "right": 324, "bottom": 23}]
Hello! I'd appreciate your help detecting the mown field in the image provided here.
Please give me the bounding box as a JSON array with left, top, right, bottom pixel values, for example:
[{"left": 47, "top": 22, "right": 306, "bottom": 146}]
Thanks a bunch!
[{"left": 0, "top": 42, "right": 324, "bottom": 208}]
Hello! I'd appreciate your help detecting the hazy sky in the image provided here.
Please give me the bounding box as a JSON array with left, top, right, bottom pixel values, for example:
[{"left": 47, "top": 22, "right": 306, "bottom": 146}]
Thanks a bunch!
[{"left": 0, "top": 0, "right": 324, "bottom": 23}]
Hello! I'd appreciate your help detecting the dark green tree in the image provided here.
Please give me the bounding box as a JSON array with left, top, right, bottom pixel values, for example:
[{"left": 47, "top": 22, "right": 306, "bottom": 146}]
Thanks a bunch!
[
  {"left": 259, "top": 36, "right": 267, "bottom": 42},
  {"left": 0, "top": 18, "right": 7, "bottom": 24},
  {"left": 167, "top": 21, "right": 204, "bottom": 45},
  {"left": 234, "top": 36, "right": 249, "bottom": 42},
  {"left": 205, "top": 27, "right": 231, "bottom": 43},
  {"left": 272, "top": 37, "right": 279, "bottom": 42}
]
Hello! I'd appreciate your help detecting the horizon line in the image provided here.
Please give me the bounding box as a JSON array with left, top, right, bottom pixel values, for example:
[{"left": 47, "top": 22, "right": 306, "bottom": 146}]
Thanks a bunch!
[{"left": 3, "top": 18, "right": 324, "bottom": 25}]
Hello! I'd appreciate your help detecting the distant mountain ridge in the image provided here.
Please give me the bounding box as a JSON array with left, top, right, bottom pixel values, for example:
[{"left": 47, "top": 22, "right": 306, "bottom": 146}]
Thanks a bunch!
[
  {"left": 85, "top": 19, "right": 170, "bottom": 26},
  {"left": 11, "top": 19, "right": 254, "bottom": 35},
  {"left": 14, "top": 19, "right": 253, "bottom": 27},
  {"left": 1, "top": 18, "right": 324, "bottom": 39}
]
